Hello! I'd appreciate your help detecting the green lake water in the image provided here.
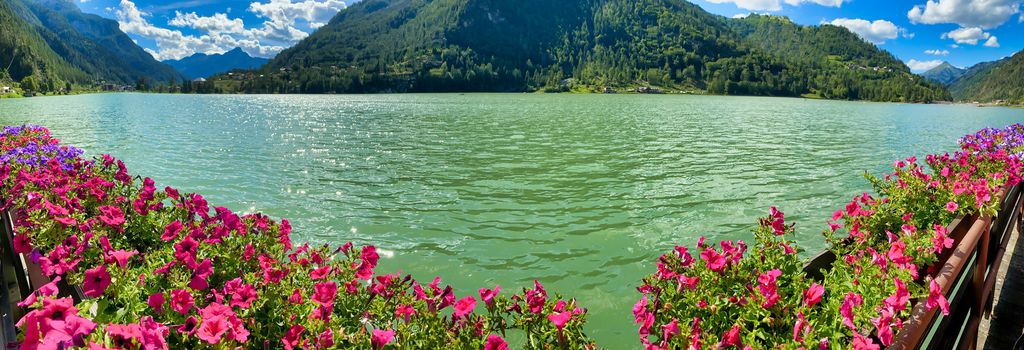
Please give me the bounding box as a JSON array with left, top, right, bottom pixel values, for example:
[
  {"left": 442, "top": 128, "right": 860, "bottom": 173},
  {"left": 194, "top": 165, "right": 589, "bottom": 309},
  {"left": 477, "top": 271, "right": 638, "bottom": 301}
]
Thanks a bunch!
[{"left": 1, "top": 93, "right": 1022, "bottom": 348}]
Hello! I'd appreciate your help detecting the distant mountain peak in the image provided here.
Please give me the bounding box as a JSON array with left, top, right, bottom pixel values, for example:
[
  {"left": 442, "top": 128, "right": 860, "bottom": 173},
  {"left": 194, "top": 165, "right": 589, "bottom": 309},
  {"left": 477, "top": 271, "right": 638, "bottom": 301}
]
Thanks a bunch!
[
  {"left": 921, "top": 61, "right": 965, "bottom": 86},
  {"left": 164, "top": 47, "right": 268, "bottom": 79}
]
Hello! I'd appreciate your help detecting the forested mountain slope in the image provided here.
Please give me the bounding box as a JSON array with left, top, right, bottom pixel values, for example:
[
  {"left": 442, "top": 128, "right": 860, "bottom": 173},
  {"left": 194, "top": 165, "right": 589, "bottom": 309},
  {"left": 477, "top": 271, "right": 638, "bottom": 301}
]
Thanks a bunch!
[
  {"left": 229, "top": 0, "right": 949, "bottom": 102},
  {"left": 948, "top": 52, "right": 1024, "bottom": 104},
  {"left": 0, "top": 0, "right": 182, "bottom": 91}
]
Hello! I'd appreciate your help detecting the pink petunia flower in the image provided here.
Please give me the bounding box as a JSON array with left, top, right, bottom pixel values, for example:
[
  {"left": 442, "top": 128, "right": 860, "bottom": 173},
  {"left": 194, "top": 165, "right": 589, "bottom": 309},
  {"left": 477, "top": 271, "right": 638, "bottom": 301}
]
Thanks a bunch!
[
  {"left": 803, "top": 283, "right": 824, "bottom": 307},
  {"left": 719, "top": 323, "right": 741, "bottom": 347},
  {"left": 547, "top": 311, "right": 572, "bottom": 331},
  {"left": 148, "top": 293, "right": 165, "bottom": 313},
  {"left": 946, "top": 201, "right": 958, "bottom": 212},
  {"left": 700, "top": 248, "right": 727, "bottom": 273},
  {"left": 82, "top": 265, "right": 111, "bottom": 297},
  {"left": 453, "top": 296, "right": 476, "bottom": 318},
  {"left": 484, "top": 334, "right": 509, "bottom": 350},
  {"left": 926, "top": 280, "right": 950, "bottom": 316},
  {"left": 479, "top": 285, "right": 501, "bottom": 307},
  {"left": 97, "top": 205, "right": 125, "bottom": 230},
  {"left": 371, "top": 329, "right": 395, "bottom": 350},
  {"left": 170, "top": 289, "right": 194, "bottom": 315}
]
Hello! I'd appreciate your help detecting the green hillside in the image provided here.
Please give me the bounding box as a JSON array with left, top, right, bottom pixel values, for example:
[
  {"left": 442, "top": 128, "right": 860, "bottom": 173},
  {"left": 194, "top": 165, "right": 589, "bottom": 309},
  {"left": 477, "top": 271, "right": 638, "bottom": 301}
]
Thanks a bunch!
[
  {"left": 227, "top": 0, "right": 948, "bottom": 102},
  {"left": 0, "top": 0, "right": 88, "bottom": 91},
  {"left": 948, "top": 52, "right": 1024, "bottom": 104},
  {"left": 0, "top": 0, "right": 182, "bottom": 94}
]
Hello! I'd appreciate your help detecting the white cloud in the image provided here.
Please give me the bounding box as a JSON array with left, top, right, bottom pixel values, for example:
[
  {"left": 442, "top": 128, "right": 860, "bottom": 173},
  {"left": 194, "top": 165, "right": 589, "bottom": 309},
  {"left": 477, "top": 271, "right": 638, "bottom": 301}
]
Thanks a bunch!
[
  {"left": 907, "top": 0, "right": 1021, "bottom": 29},
  {"left": 704, "top": 0, "right": 845, "bottom": 11},
  {"left": 925, "top": 49, "right": 950, "bottom": 55},
  {"left": 828, "top": 18, "right": 902, "bottom": 44},
  {"left": 951, "top": 44, "right": 959, "bottom": 48},
  {"left": 115, "top": 0, "right": 346, "bottom": 61},
  {"left": 248, "top": 0, "right": 347, "bottom": 32},
  {"left": 169, "top": 11, "right": 245, "bottom": 35},
  {"left": 984, "top": 36, "right": 1001, "bottom": 47},
  {"left": 906, "top": 59, "right": 945, "bottom": 72},
  {"left": 941, "top": 27, "right": 992, "bottom": 45},
  {"left": 705, "top": 0, "right": 783, "bottom": 11}
]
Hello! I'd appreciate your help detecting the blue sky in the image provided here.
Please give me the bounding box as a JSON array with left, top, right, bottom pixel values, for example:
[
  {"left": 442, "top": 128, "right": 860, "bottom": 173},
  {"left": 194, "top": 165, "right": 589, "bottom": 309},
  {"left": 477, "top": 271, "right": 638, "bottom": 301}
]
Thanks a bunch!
[{"left": 78, "top": 0, "right": 1022, "bottom": 71}]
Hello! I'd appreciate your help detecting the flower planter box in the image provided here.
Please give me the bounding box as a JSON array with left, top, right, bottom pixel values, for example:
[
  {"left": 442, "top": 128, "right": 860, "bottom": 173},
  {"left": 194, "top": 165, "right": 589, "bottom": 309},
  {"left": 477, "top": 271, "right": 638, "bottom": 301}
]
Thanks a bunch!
[
  {"left": 802, "top": 184, "right": 1022, "bottom": 349},
  {"left": 0, "top": 209, "right": 85, "bottom": 349}
]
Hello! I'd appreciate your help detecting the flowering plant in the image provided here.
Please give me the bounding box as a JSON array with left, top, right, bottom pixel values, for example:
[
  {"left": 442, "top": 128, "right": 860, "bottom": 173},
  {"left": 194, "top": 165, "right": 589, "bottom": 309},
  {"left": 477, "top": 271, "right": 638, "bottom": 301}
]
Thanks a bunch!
[
  {"left": 0, "top": 124, "right": 597, "bottom": 349},
  {"left": 635, "top": 124, "right": 1024, "bottom": 349}
]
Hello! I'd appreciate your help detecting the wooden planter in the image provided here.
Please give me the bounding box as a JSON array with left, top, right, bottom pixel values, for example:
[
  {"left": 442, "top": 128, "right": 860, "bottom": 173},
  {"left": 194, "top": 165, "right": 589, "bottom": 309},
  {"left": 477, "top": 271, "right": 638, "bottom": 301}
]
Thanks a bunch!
[
  {"left": 803, "top": 184, "right": 1022, "bottom": 349},
  {"left": 0, "top": 209, "right": 85, "bottom": 349}
]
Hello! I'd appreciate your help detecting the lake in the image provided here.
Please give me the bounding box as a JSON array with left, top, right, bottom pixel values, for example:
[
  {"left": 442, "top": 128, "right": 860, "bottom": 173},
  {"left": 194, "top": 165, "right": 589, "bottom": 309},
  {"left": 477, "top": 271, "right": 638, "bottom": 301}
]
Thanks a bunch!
[{"left": 1, "top": 93, "right": 1021, "bottom": 348}]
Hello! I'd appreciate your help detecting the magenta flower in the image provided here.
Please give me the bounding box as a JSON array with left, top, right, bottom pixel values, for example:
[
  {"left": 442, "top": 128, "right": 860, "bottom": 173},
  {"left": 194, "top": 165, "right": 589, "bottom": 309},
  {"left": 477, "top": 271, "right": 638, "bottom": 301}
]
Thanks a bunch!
[
  {"left": 547, "top": 311, "right": 572, "bottom": 331},
  {"left": 288, "top": 289, "right": 304, "bottom": 304},
  {"left": 310, "top": 265, "right": 331, "bottom": 280},
  {"left": 841, "top": 292, "right": 863, "bottom": 330},
  {"left": 699, "top": 247, "right": 726, "bottom": 273},
  {"left": 484, "top": 334, "right": 509, "bottom": 350},
  {"left": 661, "top": 318, "right": 680, "bottom": 343},
  {"left": 803, "top": 283, "right": 824, "bottom": 307},
  {"left": 793, "top": 312, "right": 808, "bottom": 342},
  {"left": 148, "top": 293, "right": 165, "bottom": 313},
  {"left": 932, "top": 224, "right": 954, "bottom": 254},
  {"left": 926, "top": 280, "right": 950, "bottom": 315},
  {"left": 106, "top": 249, "right": 137, "bottom": 268},
  {"left": 883, "top": 277, "right": 909, "bottom": 312},
  {"left": 395, "top": 304, "right": 416, "bottom": 322},
  {"left": 873, "top": 309, "right": 895, "bottom": 346},
  {"left": 317, "top": 329, "right": 335, "bottom": 348},
  {"left": 757, "top": 269, "right": 782, "bottom": 308},
  {"left": 230, "top": 283, "right": 258, "bottom": 309},
  {"left": 852, "top": 331, "right": 880, "bottom": 350},
  {"left": 82, "top": 265, "right": 111, "bottom": 297},
  {"left": 282, "top": 325, "right": 304, "bottom": 350},
  {"left": 97, "top": 205, "right": 125, "bottom": 229},
  {"left": 162, "top": 220, "right": 182, "bottom": 241},
  {"left": 633, "top": 297, "right": 649, "bottom": 324},
  {"left": 719, "top": 323, "right": 741, "bottom": 347},
  {"left": 12, "top": 234, "right": 31, "bottom": 254},
  {"left": 453, "top": 296, "right": 476, "bottom": 318},
  {"left": 371, "top": 329, "right": 395, "bottom": 350},
  {"left": 170, "top": 289, "right": 194, "bottom": 315},
  {"left": 107, "top": 323, "right": 144, "bottom": 348},
  {"left": 677, "top": 275, "right": 699, "bottom": 291},
  {"left": 769, "top": 206, "right": 786, "bottom": 235},
  {"left": 946, "top": 201, "right": 958, "bottom": 212},
  {"left": 479, "top": 285, "right": 501, "bottom": 307},
  {"left": 196, "top": 314, "right": 229, "bottom": 344},
  {"left": 355, "top": 246, "right": 380, "bottom": 280},
  {"left": 312, "top": 281, "right": 338, "bottom": 306}
]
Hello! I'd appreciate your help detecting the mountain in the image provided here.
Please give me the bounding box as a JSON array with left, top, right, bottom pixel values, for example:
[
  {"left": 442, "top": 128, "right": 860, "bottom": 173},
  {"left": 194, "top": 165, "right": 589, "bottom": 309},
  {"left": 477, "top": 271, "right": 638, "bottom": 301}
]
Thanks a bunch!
[
  {"left": 165, "top": 48, "right": 269, "bottom": 80},
  {"left": 948, "top": 52, "right": 1024, "bottom": 104},
  {"left": 0, "top": 0, "right": 89, "bottom": 89},
  {"left": 0, "top": 0, "right": 183, "bottom": 91},
  {"left": 222, "top": 0, "right": 948, "bottom": 102},
  {"left": 921, "top": 62, "right": 965, "bottom": 85}
]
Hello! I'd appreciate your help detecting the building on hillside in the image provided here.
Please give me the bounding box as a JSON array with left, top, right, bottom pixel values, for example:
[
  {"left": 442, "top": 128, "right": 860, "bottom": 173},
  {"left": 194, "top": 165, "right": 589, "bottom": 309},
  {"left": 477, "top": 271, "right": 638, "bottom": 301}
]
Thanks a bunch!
[
  {"left": 1, "top": 86, "right": 11, "bottom": 94},
  {"left": 193, "top": 78, "right": 207, "bottom": 83}
]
